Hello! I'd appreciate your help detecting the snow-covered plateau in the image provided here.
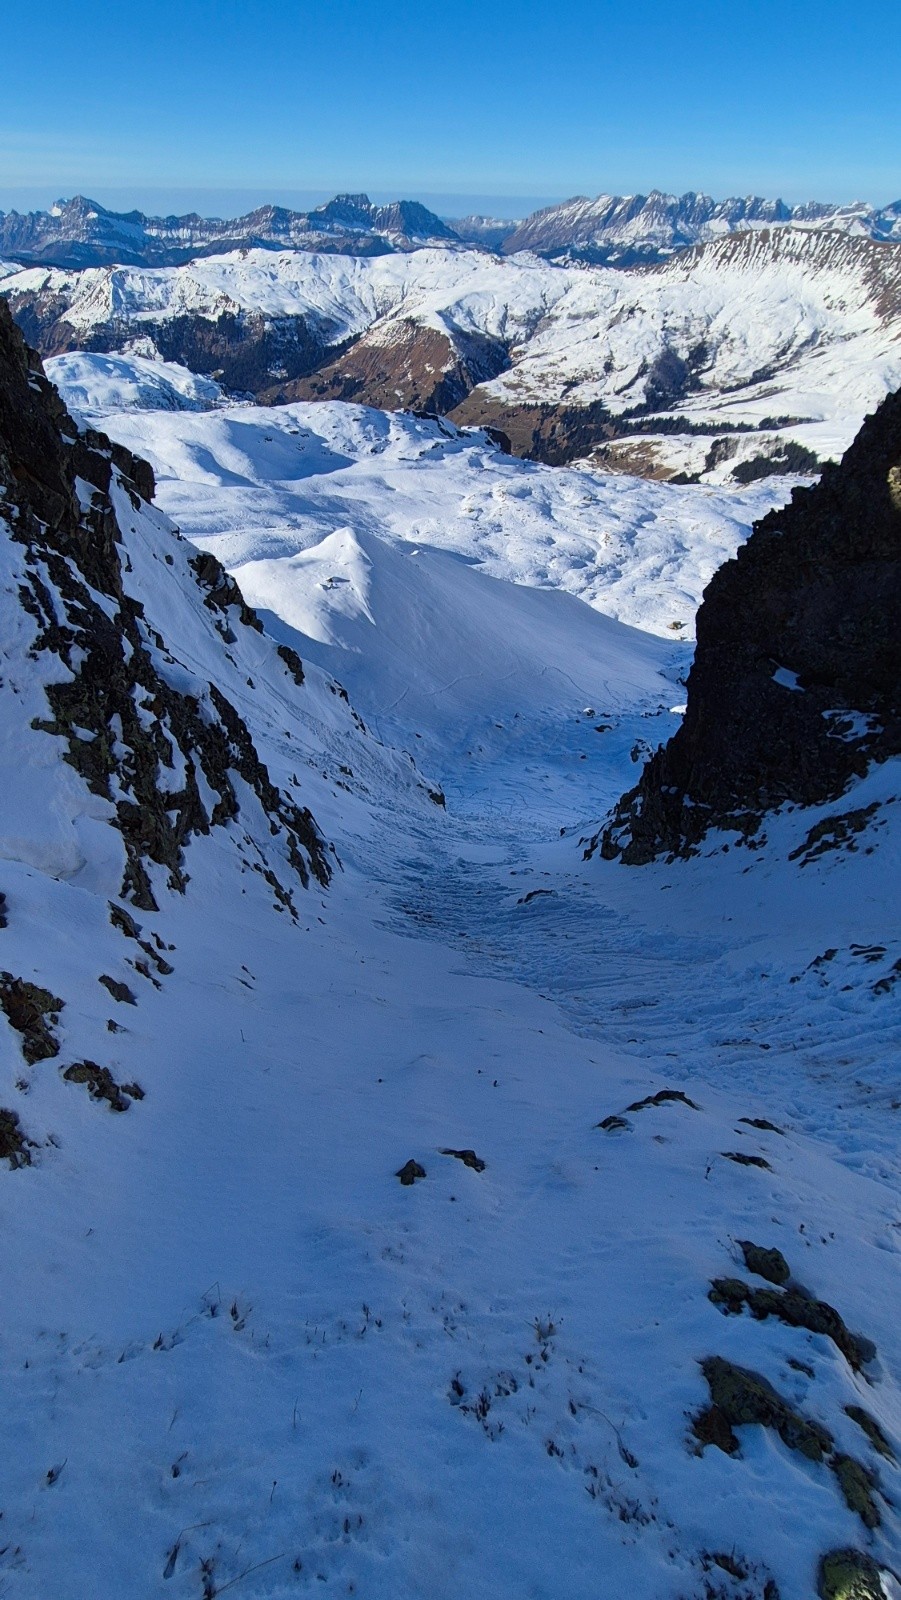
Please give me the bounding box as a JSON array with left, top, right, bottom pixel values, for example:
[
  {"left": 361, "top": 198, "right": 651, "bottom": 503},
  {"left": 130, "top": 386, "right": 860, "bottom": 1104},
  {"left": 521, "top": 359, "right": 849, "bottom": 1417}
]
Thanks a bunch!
[
  {"left": 46, "top": 356, "right": 789, "bottom": 649},
  {"left": 1, "top": 310, "right": 899, "bottom": 1600}
]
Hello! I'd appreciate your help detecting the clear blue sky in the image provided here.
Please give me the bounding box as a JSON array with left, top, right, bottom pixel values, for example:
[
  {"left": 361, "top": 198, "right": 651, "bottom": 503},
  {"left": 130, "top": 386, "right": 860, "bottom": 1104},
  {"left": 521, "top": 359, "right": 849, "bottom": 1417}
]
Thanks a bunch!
[{"left": 1, "top": 0, "right": 898, "bottom": 216}]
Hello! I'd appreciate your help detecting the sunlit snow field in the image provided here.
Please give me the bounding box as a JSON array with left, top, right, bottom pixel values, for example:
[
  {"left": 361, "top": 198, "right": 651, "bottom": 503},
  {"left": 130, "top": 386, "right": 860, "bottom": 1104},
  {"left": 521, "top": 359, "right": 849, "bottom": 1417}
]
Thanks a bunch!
[{"left": 1, "top": 354, "right": 898, "bottom": 1600}]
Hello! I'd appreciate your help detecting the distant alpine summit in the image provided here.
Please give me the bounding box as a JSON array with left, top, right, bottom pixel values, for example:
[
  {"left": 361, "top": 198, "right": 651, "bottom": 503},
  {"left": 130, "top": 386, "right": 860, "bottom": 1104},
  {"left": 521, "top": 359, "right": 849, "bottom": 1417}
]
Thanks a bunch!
[
  {"left": 5, "top": 187, "right": 901, "bottom": 271},
  {"left": 0, "top": 193, "right": 460, "bottom": 270},
  {"left": 491, "top": 189, "right": 901, "bottom": 265}
]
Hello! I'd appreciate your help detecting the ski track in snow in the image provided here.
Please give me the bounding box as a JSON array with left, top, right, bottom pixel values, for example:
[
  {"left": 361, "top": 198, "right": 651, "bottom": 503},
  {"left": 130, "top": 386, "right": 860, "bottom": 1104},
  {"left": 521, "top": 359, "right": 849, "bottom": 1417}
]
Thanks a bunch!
[{"left": 1, "top": 374, "right": 899, "bottom": 1600}]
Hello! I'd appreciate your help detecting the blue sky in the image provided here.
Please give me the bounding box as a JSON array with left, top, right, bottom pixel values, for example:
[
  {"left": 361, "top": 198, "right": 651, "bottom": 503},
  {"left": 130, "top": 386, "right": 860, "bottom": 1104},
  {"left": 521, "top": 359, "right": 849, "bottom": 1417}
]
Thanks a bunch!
[{"left": 1, "top": 0, "right": 898, "bottom": 215}]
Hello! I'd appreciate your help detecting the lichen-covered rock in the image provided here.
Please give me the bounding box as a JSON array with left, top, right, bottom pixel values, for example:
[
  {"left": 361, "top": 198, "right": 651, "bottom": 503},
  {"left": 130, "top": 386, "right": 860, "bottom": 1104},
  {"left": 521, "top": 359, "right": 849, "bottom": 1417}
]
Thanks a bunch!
[
  {"left": 830, "top": 1453, "right": 881, "bottom": 1528},
  {"left": 737, "top": 1241, "right": 791, "bottom": 1285},
  {"left": 696, "top": 1356, "right": 833, "bottom": 1461},
  {"left": 844, "top": 1405, "right": 896, "bottom": 1461},
  {"left": 707, "top": 1276, "right": 875, "bottom": 1371},
  {"left": 817, "top": 1549, "right": 887, "bottom": 1600},
  {"left": 597, "top": 391, "right": 901, "bottom": 861}
]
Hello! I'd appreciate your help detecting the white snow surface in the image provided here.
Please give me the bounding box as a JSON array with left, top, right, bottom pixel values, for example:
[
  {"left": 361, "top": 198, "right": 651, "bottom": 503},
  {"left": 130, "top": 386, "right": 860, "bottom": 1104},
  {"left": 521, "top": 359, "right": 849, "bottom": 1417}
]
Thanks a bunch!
[
  {"left": 45, "top": 350, "right": 225, "bottom": 412},
  {"left": 47, "top": 366, "right": 789, "bottom": 656},
  {"left": 1, "top": 384, "right": 899, "bottom": 1600},
  {"left": 11, "top": 227, "right": 901, "bottom": 469}
]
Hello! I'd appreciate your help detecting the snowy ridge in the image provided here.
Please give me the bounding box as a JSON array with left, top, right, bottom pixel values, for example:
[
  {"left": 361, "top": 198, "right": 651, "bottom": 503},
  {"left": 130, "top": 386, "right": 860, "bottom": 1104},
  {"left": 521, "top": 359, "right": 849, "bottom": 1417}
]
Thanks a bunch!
[
  {"left": 0, "top": 246, "right": 566, "bottom": 346},
  {"left": 5, "top": 188, "right": 901, "bottom": 274},
  {"left": 0, "top": 192, "right": 461, "bottom": 269},
  {"left": 502, "top": 188, "right": 901, "bottom": 262},
  {"left": 45, "top": 349, "right": 225, "bottom": 411},
  {"left": 7, "top": 227, "right": 901, "bottom": 477}
]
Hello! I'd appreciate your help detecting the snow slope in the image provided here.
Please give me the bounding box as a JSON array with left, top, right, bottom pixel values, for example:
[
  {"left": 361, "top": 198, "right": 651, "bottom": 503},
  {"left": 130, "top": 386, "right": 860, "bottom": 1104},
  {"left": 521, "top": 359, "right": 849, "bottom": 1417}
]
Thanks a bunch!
[
  {"left": 3, "top": 476, "right": 899, "bottom": 1600},
  {"left": 2, "top": 351, "right": 899, "bottom": 1600},
  {"left": 46, "top": 367, "right": 789, "bottom": 649},
  {"left": 45, "top": 349, "right": 225, "bottom": 411}
]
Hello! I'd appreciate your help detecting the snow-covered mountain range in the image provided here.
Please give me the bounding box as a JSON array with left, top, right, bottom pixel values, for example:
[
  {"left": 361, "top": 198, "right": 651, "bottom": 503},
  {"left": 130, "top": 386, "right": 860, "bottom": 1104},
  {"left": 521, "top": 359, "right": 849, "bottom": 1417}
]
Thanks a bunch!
[
  {"left": 5, "top": 188, "right": 901, "bottom": 273},
  {"left": 5, "top": 226, "right": 901, "bottom": 480},
  {"left": 0, "top": 192, "right": 460, "bottom": 269},
  {"left": 496, "top": 189, "right": 901, "bottom": 264},
  {"left": 2, "top": 267, "right": 901, "bottom": 1600}
]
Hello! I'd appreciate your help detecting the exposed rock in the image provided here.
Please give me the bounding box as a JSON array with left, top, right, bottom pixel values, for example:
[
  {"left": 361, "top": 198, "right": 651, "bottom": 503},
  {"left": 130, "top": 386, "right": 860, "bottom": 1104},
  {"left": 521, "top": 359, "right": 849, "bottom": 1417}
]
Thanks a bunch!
[
  {"left": 98, "top": 975, "right": 137, "bottom": 1006},
  {"left": 440, "top": 1148, "right": 486, "bottom": 1172},
  {"left": 788, "top": 804, "right": 881, "bottom": 866},
  {"left": 190, "top": 551, "right": 263, "bottom": 633},
  {"left": 597, "top": 392, "right": 901, "bottom": 862},
  {"left": 737, "top": 1117, "right": 784, "bottom": 1135},
  {"left": 0, "top": 974, "right": 63, "bottom": 1063},
  {"left": 737, "top": 1241, "right": 791, "bottom": 1285},
  {"left": 288, "top": 321, "right": 509, "bottom": 414},
  {"left": 62, "top": 1061, "right": 142, "bottom": 1113},
  {"left": 626, "top": 1088, "right": 700, "bottom": 1112},
  {"left": 3, "top": 287, "right": 347, "bottom": 404},
  {"left": 817, "top": 1549, "right": 886, "bottom": 1600},
  {"left": 695, "top": 1356, "right": 833, "bottom": 1461},
  {"left": 0, "top": 297, "right": 329, "bottom": 909},
  {"left": 831, "top": 1453, "right": 881, "bottom": 1528},
  {"left": 396, "top": 1159, "right": 427, "bottom": 1186},
  {"left": 449, "top": 393, "right": 616, "bottom": 466},
  {"left": 707, "top": 1277, "right": 875, "bottom": 1371},
  {"left": 0, "top": 1108, "right": 33, "bottom": 1168},
  {"left": 845, "top": 1405, "right": 896, "bottom": 1461},
  {"left": 276, "top": 643, "right": 305, "bottom": 687}
]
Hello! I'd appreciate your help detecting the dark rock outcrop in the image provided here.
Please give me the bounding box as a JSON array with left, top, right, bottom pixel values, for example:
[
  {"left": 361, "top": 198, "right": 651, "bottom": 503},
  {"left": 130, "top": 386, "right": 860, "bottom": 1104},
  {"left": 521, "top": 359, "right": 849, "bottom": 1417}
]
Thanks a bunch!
[
  {"left": 598, "top": 391, "right": 901, "bottom": 862},
  {"left": 0, "top": 297, "right": 330, "bottom": 907},
  {"left": 3, "top": 292, "right": 345, "bottom": 398},
  {"left": 285, "top": 321, "right": 510, "bottom": 414}
]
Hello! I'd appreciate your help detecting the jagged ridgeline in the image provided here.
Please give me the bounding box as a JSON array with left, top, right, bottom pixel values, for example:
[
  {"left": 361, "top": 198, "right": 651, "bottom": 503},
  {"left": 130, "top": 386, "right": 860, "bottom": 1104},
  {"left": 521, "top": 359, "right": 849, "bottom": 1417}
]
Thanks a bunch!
[
  {"left": 598, "top": 390, "right": 901, "bottom": 862},
  {"left": 0, "top": 297, "right": 330, "bottom": 909}
]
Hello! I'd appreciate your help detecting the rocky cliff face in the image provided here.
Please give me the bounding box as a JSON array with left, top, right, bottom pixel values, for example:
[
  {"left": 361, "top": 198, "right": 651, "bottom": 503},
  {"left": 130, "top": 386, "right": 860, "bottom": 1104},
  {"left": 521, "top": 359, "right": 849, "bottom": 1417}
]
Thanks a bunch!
[
  {"left": 0, "top": 296, "right": 331, "bottom": 907},
  {"left": 598, "top": 392, "right": 901, "bottom": 862}
]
